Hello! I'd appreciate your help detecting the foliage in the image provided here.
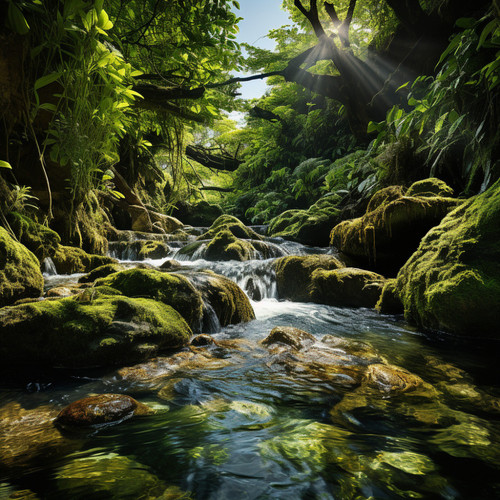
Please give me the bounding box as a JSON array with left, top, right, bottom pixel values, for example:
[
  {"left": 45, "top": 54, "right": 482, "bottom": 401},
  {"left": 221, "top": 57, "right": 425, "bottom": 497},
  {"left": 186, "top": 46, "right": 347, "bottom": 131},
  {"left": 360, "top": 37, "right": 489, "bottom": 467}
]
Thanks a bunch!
[{"left": 368, "top": 14, "right": 500, "bottom": 192}]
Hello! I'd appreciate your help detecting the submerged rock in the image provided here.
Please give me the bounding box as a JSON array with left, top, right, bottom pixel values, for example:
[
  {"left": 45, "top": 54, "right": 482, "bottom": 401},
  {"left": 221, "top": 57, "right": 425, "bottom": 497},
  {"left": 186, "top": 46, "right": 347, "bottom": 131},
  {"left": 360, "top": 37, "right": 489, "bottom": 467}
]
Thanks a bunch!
[
  {"left": 274, "top": 255, "right": 344, "bottom": 302},
  {"left": 0, "top": 226, "right": 44, "bottom": 307},
  {"left": 52, "top": 245, "right": 115, "bottom": 274},
  {"left": 56, "top": 394, "right": 153, "bottom": 427},
  {"left": 0, "top": 293, "right": 192, "bottom": 368},
  {"left": 261, "top": 326, "right": 317, "bottom": 350},
  {"left": 395, "top": 179, "right": 500, "bottom": 335},
  {"left": 364, "top": 364, "right": 424, "bottom": 394},
  {"left": 267, "top": 196, "right": 341, "bottom": 246},
  {"left": 330, "top": 179, "right": 458, "bottom": 275}
]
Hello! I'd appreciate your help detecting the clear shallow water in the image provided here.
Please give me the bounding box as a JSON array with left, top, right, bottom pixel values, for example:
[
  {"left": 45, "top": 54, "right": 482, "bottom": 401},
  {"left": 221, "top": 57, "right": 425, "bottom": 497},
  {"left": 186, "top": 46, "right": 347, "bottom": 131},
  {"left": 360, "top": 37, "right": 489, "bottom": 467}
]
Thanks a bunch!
[{"left": 3, "top": 237, "right": 500, "bottom": 499}]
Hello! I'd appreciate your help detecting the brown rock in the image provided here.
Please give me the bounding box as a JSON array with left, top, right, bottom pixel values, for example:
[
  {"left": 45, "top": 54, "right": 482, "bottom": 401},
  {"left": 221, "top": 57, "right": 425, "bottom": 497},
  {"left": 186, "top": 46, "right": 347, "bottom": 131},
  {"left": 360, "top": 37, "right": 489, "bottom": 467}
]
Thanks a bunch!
[
  {"left": 55, "top": 394, "right": 153, "bottom": 427},
  {"left": 261, "top": 326, "right": 317, "bottom": 350}
]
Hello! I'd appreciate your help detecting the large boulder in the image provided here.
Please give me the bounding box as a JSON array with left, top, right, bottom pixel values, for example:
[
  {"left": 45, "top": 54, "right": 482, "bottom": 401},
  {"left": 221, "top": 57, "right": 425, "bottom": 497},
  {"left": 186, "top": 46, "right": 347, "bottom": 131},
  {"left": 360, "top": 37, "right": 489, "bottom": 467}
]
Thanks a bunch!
[
  {"left": 310, "top": 267, "right": 386, "bottom": 308},
  {"left": 0, "top": 291, "right": 192, "bottom": 368},
  {"left": 395, "top": 180, "right": 500, "bottom": 335},
  {"left": 274, "top": 255, "right": 344, "bottom": 301},
  {"left": 108, "top": 239, "right": 170, "bottom": 260},
  {"left": 204, "top": 229, "right": 256, "bottom": 261},
  {"left": 185, "top": 271, "right": 255, "bottom": 327},
  {"left": 197, "top": 214, "right": 262, "bottom": 241},
  {"left": 171, "top": 200, "right": 223, "bottom": 226},
  {"left": 0, "top": 226, "right": 44, "bottom": 307},
  {"left": 95, "top": 268, "right": 204, "bottom": 330},
  {"left": 52, "top": 245, "right": 116, "bottom": 274},
  {"left": 267, "top": 196, "right": 341, "bottom": 246},
  {"left": 330, "top": 179, "right": 458, "bottom": 275}
]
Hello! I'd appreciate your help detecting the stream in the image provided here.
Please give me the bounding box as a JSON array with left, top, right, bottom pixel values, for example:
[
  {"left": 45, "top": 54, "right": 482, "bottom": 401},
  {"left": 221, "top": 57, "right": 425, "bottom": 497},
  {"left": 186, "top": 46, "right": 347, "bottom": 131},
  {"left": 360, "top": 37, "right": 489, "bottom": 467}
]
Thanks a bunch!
[{"left": 2, "top": 231, "right": 500, "bottom": 499}]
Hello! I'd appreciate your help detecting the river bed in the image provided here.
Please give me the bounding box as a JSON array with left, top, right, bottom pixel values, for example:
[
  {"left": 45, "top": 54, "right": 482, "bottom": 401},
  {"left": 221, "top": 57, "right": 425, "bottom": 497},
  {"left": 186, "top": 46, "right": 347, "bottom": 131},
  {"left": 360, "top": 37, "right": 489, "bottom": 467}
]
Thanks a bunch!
[{"left": 1, "top": 235, "right": 500, "bottom": 499}]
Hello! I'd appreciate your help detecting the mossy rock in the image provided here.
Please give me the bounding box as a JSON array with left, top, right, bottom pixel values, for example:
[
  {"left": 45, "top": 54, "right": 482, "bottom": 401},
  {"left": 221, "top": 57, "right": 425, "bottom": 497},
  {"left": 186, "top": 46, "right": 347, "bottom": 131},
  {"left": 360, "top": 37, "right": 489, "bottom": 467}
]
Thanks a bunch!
[
  {"left": 261, "top": 326, "right": 316, "bottom": 350},
  {"left": 330, "top": 182, "right": 458, "bottom": 275},
  {"left": 204, "top": 229, "right": 256, "bottom": 261},
  {"left": 172, "top": 200, "right": 223, "bottom": 226},
  {"left": 108, "top": 240, "right": 170, "bottom": 260},
  {"left": 95, "top": 268, "right": 204, "bottom": 330},
  {"left": 52, "top": 245, "right": 116, "bottom": 274},
  {"left": 185, "top": 271, "right": 255, "bottom": 327},
  {"left": 366, "top": 186, "right": 404, "bottom": 213},
  {"left": 7, "top": 213, "right": 61, "bottom": 261},
  {"left": 310, "top": 267, "right": 386, "bottom": 308},
  {"left": 375, "top": 279, "right": 404, "bottom": 314},
  {"left": 267, "top": 196, "right": 341, "bottom": 246},
  {"left": 274, "top": 255, "right": 344, "bottom": 302},
  {"left": 0, "top": 227, "right": 44, "bottom": 307},
  {"left": 395, "top": 180, "right": 500, "bottom": 335},
  {"left": 0, "top": 294, "right": 192, "bottom": 368},
  {"left": 197, "top": 215, "right": 262, "bottom": 241},
  {"left": 78, "top": 263, "right": 125, "bottom": 284},
  {"left": 406, "top": 178, "right": 454, "bottom": 198}
]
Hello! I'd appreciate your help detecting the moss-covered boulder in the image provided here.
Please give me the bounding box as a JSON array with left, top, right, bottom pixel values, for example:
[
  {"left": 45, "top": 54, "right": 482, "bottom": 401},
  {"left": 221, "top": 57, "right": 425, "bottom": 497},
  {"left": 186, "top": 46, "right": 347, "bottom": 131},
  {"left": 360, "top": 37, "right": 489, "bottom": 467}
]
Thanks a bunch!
[
  {"left": 78, "top": 263, "right": 125, "bottom": 283},
  {"left": 267, "top": 196, "right": 341, "bottom": 246},
  {"left": 274, "top": 255, "right": 344, "bottom": 301},
  {"left": 330, "top": 179, "right": 458, "bottom": 275},
  {"left": 108, "top": 239, "right": 170, "bottom": 260},
  {"left": 95, "top": 268, "right": 203, "bottom": 330},
  {"left": 197, "top": 214, "right": 262, "bottom": 241},
  {"left": 204, "top": 229, "right": 256, "bottom": 261},
  {"left": 365, "top": 185, "right": 404, "bottom": 213},
  {"left": 395, "top": 180, "right": 500, "bottom": 335},
  {"left": 52, "top": 245, "right": 116, "bottom": 274},
  {"left": 310, "top": 267, "right": 386, "bottom": 308},
  {"left": 375, "top": 279, "right": 404, "bottom": 314},
  {"left": 0, "top": 227, "right": 44, "bottom": 307},
  {"left": 8, "top": 213, "right": 61, "bottom": 261},
  {"left": 406, "top": 177, "right": 454, "bottom": 198},
  {"left": 186, "top": 271, "right": 255, "bottom": 327},
  {"left": 172, "top": 200, "right": 223, "bottom": 226},
  {"left": 55, "top": 394, "right": 153, "bottom": 427},
  {"left": 0, "top": 293, "right": 192, "bottom": 368}
]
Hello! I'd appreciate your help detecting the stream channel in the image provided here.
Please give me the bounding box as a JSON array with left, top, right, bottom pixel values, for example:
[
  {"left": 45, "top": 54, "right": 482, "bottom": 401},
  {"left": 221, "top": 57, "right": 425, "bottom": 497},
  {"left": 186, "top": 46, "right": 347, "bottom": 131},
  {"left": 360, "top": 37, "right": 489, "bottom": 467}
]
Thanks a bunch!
[{"left": 2, "top": 229, "right": 500, "bottom": 499}]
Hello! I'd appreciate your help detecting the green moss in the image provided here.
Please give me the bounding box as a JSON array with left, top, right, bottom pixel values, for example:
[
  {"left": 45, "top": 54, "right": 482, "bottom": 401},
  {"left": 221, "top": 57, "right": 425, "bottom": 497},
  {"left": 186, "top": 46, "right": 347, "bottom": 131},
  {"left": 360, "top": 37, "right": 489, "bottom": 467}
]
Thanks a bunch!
[
  {"left": 95, "top": 267, "right": 203, "bottom": 329},
  {"left": 330, "top": 187, "right": 459, "bottom": 275},
  {"left": 310, "top": 267, "right": 386, "bottom": 308},
  {"left": 190, "top": 271, "right": 255, "bottom": 326},
  {"left": 204, "top": 229, "right": 255, "bottom": 261},
  {"left": 78, "top": 263, "right": 125, "bottom": 283},
  {"left": 197, "top": 215, "right": 262, "bottom": 241},
  {"left": 395, "top": 180, "right": 500, "bottom": 335},
  {"left": 375, "top": 279, "right": 404, "bottom": 314},
  {"left": 268, "top": 196, "right": 341, "bottom": 246},
  {"left": 52, "top": 245, "right": 116, "bottom": 274},
  {"left": 173, "top": 200, "right": 223, "bottom": 226},
  {"left": 406, "top": 178, "right": 454, "bottom": 198},
  {"left": 7, "top": 212, "right": 61, "bottom": 261},
  {"left": 274, "top": 255, "right": 344, "bottom": 301},
  {"left": 0, "top": 294, "right": 191, "bottom": 367},
  {"left": 366, "top": 186, "right": 404, "bottom": 213},
  {"left": 0, "top": 227, "right": 44, "bottom": 307}
]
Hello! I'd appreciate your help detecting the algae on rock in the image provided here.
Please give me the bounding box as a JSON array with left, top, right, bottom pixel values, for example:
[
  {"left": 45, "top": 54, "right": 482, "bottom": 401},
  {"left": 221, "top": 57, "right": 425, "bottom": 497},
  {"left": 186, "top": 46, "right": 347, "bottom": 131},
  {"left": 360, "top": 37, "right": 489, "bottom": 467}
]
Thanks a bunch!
[
  {"left": 0, "top": 227, "right": 44, "bottom": 307},
  {"left": 395, "top": 180, "right": 500, "bottom": 335},
  {"left": 52, "top": 245, "right": 116, "bottom": 274}
]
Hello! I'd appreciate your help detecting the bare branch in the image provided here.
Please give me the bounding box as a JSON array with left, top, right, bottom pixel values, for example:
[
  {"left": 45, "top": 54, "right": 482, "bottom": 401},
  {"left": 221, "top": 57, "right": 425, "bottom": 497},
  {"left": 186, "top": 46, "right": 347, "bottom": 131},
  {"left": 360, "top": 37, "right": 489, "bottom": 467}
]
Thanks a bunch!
[
  {"left": 199, "top": 186, "right": 233, "bottom": 193},
  {"left": 294, "top": 0, "right": 327, "bottom": 38}
]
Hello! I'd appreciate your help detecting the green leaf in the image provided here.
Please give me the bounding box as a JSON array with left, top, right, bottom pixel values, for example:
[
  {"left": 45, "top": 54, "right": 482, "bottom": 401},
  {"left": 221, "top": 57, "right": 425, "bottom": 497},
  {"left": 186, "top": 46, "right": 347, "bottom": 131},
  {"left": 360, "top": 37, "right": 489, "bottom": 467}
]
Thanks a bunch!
[
  {"left": 7, "top": 2, "right": 30, "bottom": 35},
  {"left": 0, "top": 160, "right": 12, "bottom": 169},
  {"left": 34, "top": 72, "right": 62, "bottom": 91}
]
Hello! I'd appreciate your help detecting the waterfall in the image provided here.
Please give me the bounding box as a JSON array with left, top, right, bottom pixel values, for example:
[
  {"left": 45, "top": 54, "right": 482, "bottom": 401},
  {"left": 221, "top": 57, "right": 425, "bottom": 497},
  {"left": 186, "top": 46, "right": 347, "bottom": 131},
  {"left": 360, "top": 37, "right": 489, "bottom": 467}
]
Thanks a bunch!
[{"left": 42, "top": 257, "right": 58, "bottom": 276}]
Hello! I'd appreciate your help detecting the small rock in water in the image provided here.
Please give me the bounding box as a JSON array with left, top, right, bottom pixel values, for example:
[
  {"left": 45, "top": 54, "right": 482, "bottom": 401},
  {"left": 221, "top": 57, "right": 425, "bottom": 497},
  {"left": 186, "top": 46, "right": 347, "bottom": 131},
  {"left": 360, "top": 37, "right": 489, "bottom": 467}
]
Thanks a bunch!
[
  {"left": 365, "top": 364, "right": 424, "bottom": 394},
  {"left": 261, "top": 326, "right": 317, "bottom": 350},
  {"left": 55, "top": 394, "right": 153, "bottom": 427},
  {"left": 191, "top": 334, "right": 217, "bottom": 346}
]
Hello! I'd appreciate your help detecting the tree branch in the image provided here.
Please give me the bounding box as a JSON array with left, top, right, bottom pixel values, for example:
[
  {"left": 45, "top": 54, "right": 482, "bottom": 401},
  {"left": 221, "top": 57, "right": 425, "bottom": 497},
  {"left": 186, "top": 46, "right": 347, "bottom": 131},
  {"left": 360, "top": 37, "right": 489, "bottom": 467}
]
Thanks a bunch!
[
  {"left": 199, "top": 186, "right": 233, "bottom": 192},
  {"left": 294, "top": 0, "right": 327, "bottom": 38},
  {"left": 185, "top": 145, "right": 242, "bottom": 171}
]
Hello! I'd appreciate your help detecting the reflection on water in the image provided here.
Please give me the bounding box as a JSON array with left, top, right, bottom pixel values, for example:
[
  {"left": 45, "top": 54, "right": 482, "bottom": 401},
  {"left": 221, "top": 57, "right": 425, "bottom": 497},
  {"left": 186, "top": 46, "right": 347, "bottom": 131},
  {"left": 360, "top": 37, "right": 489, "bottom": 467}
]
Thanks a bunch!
[{"left": 3, "top": 235, "right": 500, "bottom": 499}]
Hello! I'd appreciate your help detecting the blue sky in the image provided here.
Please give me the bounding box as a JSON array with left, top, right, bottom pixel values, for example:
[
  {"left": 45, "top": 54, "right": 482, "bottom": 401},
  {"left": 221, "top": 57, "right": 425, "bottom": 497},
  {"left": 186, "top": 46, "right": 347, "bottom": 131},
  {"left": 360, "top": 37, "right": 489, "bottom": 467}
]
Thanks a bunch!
[{"left": 232, "top": 0, "right": 290, "bottom": 100}]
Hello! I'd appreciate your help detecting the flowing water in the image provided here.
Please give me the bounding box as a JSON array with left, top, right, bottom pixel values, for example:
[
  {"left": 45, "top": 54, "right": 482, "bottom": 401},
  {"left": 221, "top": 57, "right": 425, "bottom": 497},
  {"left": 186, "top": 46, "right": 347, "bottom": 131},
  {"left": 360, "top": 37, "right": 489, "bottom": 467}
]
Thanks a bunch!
[{"left": 2, "top": 233, "right": 500, "bottom": 499}]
